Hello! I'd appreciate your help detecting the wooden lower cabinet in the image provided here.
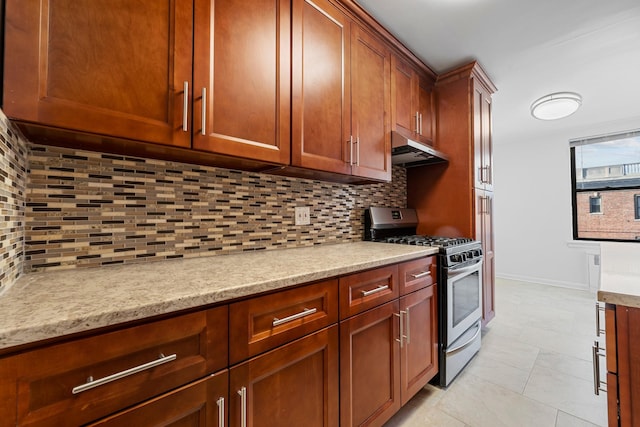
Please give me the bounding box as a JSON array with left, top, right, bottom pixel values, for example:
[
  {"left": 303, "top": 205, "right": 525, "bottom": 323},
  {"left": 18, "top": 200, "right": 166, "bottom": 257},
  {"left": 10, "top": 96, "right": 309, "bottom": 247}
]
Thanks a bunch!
[
  {"left": 605, "top": 304, "right": 640, "bottom": 426},
  {"left": 340, "top": 300, "right": 401, "bottom": 427},
  {"left": 340, "top": 284, "right": 438, "bottom": 426},
  {"left": 229, "top": 325, "right": 339, "bottom": 427},
  {"left": 400, "top": 286, "right": 438, "bottom": 405},
  {"left": 88, "top": 370, "right": 228, "bottom": 427}
]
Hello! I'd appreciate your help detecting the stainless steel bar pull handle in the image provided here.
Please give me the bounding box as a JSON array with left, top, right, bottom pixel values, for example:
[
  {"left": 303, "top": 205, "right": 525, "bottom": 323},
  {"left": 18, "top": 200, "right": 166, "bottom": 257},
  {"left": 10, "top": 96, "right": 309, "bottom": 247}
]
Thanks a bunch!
[
  {"left": 217, "top": 396, "right": 225, "bottom": 427},
  {"left": 72, "top": 353, "right": 177, "bottom": 394},
  {"left": 272, "top": 307, "right": 317, "bottom": 327},
  {"left": 201, "top": 87, "right": 207, "bottom": 136},
  {"left": 592, "top": 341, "right": 607, "bottom": 395},
  {"left": 415, "top": 112, "right": 420, "bottom": 133},
  {"left": 403, "top": 308, "right": 411, "bottom": 344},
  {"left": 182, "top": 81, "right": 189, "bottom": 132},
  {"left": 411, "top": 271, "right": 431, "bottom": 279},
  {"left": 394, "top": 312, "right": 404, "bottom": 348},
  {"left": 349, "top": 136, "right": 354, "bottom": 166},
  {"left": 362, "top": 284, "right": 389, "bottom": 297},
  {"left": 595, "top": 303, "right": 605, "bottom": 337},
  {"left": 238, "top": 386, "right": 247, "bottom": 427},
  {"left": 419, "top": 113, "right": 423, "bottom": 135}
]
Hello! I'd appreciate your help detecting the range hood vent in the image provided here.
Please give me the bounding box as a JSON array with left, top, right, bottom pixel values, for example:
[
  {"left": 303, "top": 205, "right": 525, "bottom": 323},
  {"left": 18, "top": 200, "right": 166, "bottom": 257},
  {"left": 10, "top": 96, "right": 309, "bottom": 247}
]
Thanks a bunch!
[{"left": 391, "top": 132, "right": 449, "bottom": 167}]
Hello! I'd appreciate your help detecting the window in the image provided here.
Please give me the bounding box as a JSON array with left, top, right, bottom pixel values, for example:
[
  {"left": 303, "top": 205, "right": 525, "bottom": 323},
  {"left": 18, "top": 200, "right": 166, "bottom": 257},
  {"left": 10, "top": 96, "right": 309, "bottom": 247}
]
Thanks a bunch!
[{"left": 571, "top": 130, "right": 640, "bottom": 241}]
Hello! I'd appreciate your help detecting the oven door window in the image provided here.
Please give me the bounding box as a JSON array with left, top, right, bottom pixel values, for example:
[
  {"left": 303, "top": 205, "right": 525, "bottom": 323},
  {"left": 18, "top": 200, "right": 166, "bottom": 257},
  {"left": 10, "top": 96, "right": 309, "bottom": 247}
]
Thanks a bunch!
[{"left": 452, "top": 271, "right": 481, "bottom": 328}]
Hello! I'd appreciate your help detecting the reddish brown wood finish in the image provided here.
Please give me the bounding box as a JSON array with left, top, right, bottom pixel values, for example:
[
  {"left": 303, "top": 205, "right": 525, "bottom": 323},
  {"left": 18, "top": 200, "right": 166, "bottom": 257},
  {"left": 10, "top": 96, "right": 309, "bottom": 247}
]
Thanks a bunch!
[
  {"left": 606, "top": 304, "right": 618, "bottom": 374},
  {"left": 339, "top": 265, "right": 399, "bottom": 319},
  {"left": 229, "top": 325, "right": 339, "bottom": 427},
  {"left": 398, "top": 256, "right": 436, "bottom": 296},
  {"left": 340, "top": 300, "right": 401, "bottom": 427},
  {"left": 9, "top": 307, "right": 227, "bottom": 427},
  {"left": 476, "top": 189, "right": 495, "bottom": 325},
  {"left": 408, "top": 61, "right": 496, "bottom": 325},
  {"left": 291, "top": 0, "right": 352, "bottom": 176},
  {"left": 87, "top": 370, "right": 228, "bottom": 426},
  {"left": 607, "top": 372, "right": 619, "bottom": 427},
  {"left": 400, "top": 285, "right": 438, "bottom": 405},
  {"left": 612, "top": 306, "right": 640, "bottom": 427},
  {"left": 390, "top": 54, "right": 436, "bottom": 147},
  {"left": 192, "top": 0, "right": 291, "bottom": 164},
  {"left": 3, "top": 0, "right": 193, "bottom": 148},
  {"left": 417, "top": 76, "right": 436, "bottom": 145},
  {"left": 390, "top": 55, "right": 417, "bottom": 140},
  {"left": 350, "top": 25, "right": 392, "bottom": 181},
  {"left": 229, "top": 279, "right": 339, "bottom": 364}
]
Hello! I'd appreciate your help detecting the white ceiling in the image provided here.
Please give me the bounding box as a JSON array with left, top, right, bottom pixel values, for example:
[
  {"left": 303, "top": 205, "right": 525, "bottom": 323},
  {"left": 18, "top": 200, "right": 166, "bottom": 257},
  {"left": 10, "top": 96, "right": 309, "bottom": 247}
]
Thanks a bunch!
[{"left": 356, "top": 0, "right": 640, "bottom": 145}]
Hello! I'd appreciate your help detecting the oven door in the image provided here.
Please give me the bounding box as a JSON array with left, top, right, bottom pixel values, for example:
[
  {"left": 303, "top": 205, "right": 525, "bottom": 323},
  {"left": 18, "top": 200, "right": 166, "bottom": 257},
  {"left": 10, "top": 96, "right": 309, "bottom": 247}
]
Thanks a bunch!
[{"left": 446, "top": 258, "right": 483, "bottom": 347}]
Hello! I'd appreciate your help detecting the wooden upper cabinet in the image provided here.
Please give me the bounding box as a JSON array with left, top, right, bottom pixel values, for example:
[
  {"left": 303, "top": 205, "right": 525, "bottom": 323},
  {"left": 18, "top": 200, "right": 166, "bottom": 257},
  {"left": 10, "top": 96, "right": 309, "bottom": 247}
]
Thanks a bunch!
[
  {"left": 391, "top": 54, "right": 435, "bottom": 146},
  {"left": 390, "top": 55, "right": 416, "bottom": 140},
  {"left": 473, "top": 77, "right": 494, "bottom": 191},
  {"left": 192, "top": 0, "right": 291, "bottom": 164},
  {"left": 350, "top": 25, "right": 392, "bottom": 181},
  {"left": 3, "top": 0, "right": 193, "bottom": 148},
  {"left": 291, "top": 0, "right": 352, "bottom": 176}
]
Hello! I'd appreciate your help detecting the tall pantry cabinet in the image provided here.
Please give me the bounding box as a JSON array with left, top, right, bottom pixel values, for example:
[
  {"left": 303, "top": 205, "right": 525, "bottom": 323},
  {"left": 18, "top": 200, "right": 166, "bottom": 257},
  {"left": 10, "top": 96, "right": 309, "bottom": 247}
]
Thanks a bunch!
[{"left": 407, "top": 61, "right": 497, "bottom": 325}]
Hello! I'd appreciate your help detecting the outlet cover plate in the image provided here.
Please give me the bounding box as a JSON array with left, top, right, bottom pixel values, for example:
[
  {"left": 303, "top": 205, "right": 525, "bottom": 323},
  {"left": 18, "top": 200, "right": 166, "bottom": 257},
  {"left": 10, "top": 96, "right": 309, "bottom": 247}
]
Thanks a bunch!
[{"left": 295, "top": 206, "right": 310, "bottom": 225}]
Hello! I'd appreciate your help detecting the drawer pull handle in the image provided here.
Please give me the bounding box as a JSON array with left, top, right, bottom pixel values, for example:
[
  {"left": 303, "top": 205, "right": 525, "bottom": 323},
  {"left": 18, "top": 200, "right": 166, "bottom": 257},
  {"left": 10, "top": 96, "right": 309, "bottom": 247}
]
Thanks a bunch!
[
  {"left": 362, "top": 284, "right": 389, "bottom": 297},
  {"left": 273, "top": 307, "right": 317, "bottom": 327},
  {"left": 71, "top": 353, "right": 177, "bottom": 394},
  {"left": 595, "top": 302, "right": 605, "bottom": 337},
  {"left": 592, "top": 341, "right": 607, "bottom": 395},
  {"left": 411, "top": 271, "right": 431, "bottom": 279}
]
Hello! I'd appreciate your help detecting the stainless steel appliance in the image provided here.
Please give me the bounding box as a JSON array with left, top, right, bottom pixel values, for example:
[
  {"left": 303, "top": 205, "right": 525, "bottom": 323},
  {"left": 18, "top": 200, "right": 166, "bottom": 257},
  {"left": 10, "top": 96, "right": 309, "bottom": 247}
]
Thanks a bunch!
[{"left": 365, "top": 207, "right": 483, "bottom": 386}]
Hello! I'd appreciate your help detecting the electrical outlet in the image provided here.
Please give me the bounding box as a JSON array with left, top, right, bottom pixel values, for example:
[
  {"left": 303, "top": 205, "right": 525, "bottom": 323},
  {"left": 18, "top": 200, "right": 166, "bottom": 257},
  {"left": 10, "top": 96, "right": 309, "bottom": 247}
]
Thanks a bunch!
[{"left": 294, "top": 206, "right": 310, "bottom": 225}]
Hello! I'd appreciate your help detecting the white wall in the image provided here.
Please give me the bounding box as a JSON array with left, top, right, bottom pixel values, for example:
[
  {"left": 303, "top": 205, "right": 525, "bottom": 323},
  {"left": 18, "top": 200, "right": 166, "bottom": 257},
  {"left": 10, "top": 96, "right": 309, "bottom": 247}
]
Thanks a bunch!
[{"left": 493, "top": 116, "right": 640, "bottom": 290}]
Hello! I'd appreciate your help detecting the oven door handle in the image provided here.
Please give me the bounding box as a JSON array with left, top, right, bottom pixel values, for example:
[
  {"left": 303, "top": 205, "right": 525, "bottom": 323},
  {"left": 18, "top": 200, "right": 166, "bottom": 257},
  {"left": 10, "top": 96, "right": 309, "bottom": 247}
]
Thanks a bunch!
[
  {"left": 446, "top": 323, "right": 481, "bottom": 355},
  {"left": 448, "top": 258, "right": 483, "bottom": 276}
]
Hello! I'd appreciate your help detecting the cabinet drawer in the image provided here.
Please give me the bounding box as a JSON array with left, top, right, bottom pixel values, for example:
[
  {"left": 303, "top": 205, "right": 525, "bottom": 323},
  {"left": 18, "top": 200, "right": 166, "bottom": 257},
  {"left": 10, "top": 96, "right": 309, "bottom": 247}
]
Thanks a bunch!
[
  {"left": 12, "top": 306, "right": 228, "bottom": 427},
  {"left": 339, "top": 265, "right": 399, "bottom": 319},
  {"left": 88, "top": 370, "right": 228, "bottom": 426},
  {"left": 399, "top": 256, "right": 436, "bottom": 295},
  {"left": 229, "top": 279, "right": 338, "bottom": 364}
]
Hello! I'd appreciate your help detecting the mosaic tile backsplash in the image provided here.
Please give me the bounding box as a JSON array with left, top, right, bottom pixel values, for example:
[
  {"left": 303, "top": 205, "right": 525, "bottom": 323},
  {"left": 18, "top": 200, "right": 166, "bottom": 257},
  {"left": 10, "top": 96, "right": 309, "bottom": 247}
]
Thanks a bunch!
[
  {"left": 25, "top": 144, "right": 406, "bottom": 272},
  {"left": 0, "top": 111, "right": 28, "bottom": 291}
]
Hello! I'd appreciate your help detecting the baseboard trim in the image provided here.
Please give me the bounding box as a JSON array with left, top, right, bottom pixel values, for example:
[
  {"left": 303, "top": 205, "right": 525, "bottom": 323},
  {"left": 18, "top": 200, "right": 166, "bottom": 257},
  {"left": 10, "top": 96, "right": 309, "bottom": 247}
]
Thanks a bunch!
[{"left": 496, "top": 273, "right": 590, "bottom": 291}]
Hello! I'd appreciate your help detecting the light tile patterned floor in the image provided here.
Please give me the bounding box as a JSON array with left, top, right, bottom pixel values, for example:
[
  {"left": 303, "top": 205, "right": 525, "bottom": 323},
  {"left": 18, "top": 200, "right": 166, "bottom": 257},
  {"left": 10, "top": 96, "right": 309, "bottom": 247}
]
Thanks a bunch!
[{"left": 385, "top": 278, "right": 608, "bottom": 427}]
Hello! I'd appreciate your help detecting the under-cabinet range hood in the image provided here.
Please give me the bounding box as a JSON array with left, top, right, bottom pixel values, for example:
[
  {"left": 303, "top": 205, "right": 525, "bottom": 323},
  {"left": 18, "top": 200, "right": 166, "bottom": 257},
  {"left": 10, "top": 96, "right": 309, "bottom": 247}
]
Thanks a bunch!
[{"left": 391, "top": 132, "right": 449, "bottom": 167}]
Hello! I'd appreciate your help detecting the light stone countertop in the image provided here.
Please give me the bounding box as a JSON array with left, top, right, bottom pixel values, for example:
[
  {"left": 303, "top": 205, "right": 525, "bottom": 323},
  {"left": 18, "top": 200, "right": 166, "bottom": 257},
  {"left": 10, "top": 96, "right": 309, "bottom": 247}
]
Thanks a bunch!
[
  {"left": 0, "top": 242, "right": 438, "bottom": 351},
  {"left": 597, "top": 242, "right": 640, "bottom": 308}
]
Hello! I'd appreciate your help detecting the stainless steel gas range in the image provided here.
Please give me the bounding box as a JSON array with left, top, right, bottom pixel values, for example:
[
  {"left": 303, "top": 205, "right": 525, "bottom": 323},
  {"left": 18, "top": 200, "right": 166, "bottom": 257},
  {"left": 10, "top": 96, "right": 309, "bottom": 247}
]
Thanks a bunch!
[{"left": 365, "top": 207, "right": 483, "bottom": 387}]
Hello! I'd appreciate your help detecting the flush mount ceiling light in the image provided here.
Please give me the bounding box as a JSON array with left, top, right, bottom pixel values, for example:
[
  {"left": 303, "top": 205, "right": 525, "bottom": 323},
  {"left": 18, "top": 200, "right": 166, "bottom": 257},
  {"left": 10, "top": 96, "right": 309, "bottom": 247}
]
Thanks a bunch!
[{"left": 530, "top": 92, "right": 582, "bottom": 120}]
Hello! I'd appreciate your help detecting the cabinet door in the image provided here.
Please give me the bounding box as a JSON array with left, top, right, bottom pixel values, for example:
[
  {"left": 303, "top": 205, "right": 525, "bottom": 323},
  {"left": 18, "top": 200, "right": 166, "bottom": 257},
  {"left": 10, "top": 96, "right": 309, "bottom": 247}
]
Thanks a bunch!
[
  {"left": 476, "top": 189, "right": 495, "bottom": 325},
  {"left": 613, "top": 306, "right": 640, "bottom": 426},
  {"left": 193, "top": 0, "right": 291, "bottom": 164},
  {"left": 291, "top": 0, "right": 352, "bottom": 175},
  {"left": 350, "top": 25, "right": 392, "bottom": 181},
  {"left": 340, "top": 300, "right": 401, "bottom": 427},
  {"left": 400, "top": 286, "right": 438, "bottom": 405},
  {"left": 417, "top": 76, "right": 435, "bottom": 145},
  {"left": 3, "top": 0, "right": 193, "bottom": 148},
  {"left": 473, "top": 79, "right": 493, "bottom": 190},
  {"left": 390, "top": 54, "right": 417, "bottom": 140},
  {"left": 229, "top": 326, "right": 339, "bottom": 427},
  {"left": 88, "top": 370, "right": 228, "bottom": 427}
]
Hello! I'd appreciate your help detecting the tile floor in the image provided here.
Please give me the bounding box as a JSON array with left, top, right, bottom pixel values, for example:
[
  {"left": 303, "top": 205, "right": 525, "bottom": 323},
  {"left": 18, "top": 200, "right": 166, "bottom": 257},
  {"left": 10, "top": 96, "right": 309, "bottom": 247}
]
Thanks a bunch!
[{"left": 385, "top": 278, "right": 608, "bottom": 427}]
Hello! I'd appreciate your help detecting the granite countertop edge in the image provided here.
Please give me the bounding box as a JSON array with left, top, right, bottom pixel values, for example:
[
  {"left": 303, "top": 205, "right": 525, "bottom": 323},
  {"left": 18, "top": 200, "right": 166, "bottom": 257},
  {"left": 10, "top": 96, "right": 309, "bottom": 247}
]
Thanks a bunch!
[{"left": 0, "top": 242, "right": 438, "bottom": 352}]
